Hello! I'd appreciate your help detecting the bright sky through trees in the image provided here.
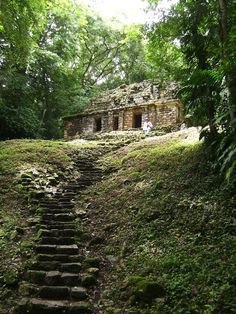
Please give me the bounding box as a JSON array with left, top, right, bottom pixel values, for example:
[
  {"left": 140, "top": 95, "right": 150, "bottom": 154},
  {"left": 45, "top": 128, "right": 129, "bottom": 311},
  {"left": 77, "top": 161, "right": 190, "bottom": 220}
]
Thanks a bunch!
[{"left": 77, "top": 0, "right": 179, "bottom": 24}]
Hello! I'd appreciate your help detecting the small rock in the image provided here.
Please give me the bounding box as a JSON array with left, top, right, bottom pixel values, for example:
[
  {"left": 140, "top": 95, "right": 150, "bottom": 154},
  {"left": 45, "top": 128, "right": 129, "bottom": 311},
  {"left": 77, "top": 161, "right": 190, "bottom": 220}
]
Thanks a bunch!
[
  {"left": 83, "top": 257, "right": 100, "bottom": 269},
  {"left": 76, "top": 209, "right": 87, "bottom": 217},
  {"left": 87, "top": 268, "right": 99, "bottom": 276},
  {"left": 106, "top": 255, "right": 119, "bottom": 264},
  {"left": 81, "top": 274, "right": 96, "bottom": 287}
]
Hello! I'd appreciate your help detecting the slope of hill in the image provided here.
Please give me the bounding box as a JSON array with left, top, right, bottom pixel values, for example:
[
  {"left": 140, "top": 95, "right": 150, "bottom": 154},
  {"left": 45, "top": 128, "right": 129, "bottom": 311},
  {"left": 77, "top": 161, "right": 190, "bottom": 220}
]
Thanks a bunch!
[
  {"left": 0, "top": 130, "right": 235, "bottom": 314},
  {"left": 74, "top": 129, "right": 236, "bottom": 314}
]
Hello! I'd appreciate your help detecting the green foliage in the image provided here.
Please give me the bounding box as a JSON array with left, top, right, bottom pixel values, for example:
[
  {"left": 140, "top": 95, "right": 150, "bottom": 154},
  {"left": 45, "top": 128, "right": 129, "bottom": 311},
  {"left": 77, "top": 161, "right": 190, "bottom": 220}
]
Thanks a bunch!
[
  {"left": 146, "top": 12, "right": 186, "bottom": 82},
  {"left": 0, "top": 0, "right": 150, "bottom": 139},
  {"left": 0, "top": 71, "right": 41, "bottom": 139},
  {"left": 146, "top": 0, "right": 236, "bottom": 183},
  {"left": 0, "top": 0, "right": 46, "bottom": 66},
  {"left": 83, "top": 137, "right": 236, "bottom": 313}
]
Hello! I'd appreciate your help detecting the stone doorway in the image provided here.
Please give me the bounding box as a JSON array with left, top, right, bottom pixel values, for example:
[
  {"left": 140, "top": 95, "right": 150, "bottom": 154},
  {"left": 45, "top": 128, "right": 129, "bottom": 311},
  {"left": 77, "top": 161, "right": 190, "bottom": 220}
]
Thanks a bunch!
[
  {"left": 133, "top": 113, "right": 142, "bottom": 128},
  {"left": 94, "top": 117, "right": 102, "bottom": 132},
  {"left": 113, "top": 116, "right": 119, "bottom": 130}
]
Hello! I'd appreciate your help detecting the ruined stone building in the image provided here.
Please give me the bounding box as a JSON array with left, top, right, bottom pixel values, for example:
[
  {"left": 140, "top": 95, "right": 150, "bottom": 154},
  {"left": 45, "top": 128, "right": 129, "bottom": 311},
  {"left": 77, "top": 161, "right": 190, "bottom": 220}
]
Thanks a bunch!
[{"left": 63, "top": 81, "right": 183, "bottom": 138}]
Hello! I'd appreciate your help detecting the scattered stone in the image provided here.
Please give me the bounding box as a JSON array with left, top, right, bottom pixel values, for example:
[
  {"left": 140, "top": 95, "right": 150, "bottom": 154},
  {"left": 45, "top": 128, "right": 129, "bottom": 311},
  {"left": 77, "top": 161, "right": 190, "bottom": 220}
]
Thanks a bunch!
[
  {"left": 106, "top": 255, "right": 119, "bottom": 264},
  {"left": 71, "top": 287, "right": 88, "bottom": 300},
  {"left": 76, "top": 209, "right": 87, "bottom": 217},
  {"left": 126, "top": 276, "right": 165, "bottom": 304},
  {"left": 81, "top": 274, "right": 96, "bottom": 287},
  {"left": 87, "top": 268, "right": 99, "bottom": 276},
  {"left": 83, "top": 257, "right": 100, "bottom": 269}
]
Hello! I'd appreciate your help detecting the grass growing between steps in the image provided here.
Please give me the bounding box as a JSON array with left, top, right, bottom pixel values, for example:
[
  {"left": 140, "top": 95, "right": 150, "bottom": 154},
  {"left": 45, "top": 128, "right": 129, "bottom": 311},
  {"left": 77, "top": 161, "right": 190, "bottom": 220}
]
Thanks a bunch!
[
  {"left": 0, "top": 139, "right": 102, "bottom": 313},
  {"left": 77, "top": 138, "right": 236, "bottom": 314}
]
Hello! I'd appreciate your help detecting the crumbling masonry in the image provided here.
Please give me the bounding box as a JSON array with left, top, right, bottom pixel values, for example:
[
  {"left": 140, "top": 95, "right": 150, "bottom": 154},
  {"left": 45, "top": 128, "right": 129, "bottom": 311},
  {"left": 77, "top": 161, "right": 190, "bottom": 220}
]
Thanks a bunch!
[{"left": 63, "top": 81, "right": 183, "bottom": 138}]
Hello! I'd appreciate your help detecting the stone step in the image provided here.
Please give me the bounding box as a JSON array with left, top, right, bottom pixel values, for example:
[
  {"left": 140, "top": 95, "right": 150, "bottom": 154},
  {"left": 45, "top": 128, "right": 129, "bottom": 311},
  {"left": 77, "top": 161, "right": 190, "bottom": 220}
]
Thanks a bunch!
[
  {"left": 35, "top": 245, "right": 57, "bottom": 254},
  {"left": 57, "top": 245, "right": 79, "bottom": 255},
  {"left": 39, "top": 237, "right": 75, "bottom": 245},
  {"left": 38, "top": 285, "right": 88, "bottom": 301},
  {"left": 59, "top": 203, "right": 75, "bottom": 209},
  {"left": 45, "top": 271, "right": 81, "bottom": 286},
  {"left": 80, "top": 169, "right": 102, "bottom": 173},
  {"left": 81, "top": 171, "right": 100, "bottom": 174},
  {"left": 76, "top": 163, "right": 98, "bottom": 167},
  {"left": 76, "top": 167, "right": 94, "bottom": 170},
  {"left": 40, "top": 203, "right": 74, "bottom": 210},
  {"left": 41, "top": 229, "right": 76, "bottom": 237},
  {"left": 60, "top": 263, "right": 82, "bottom": 273},
  {"left": 30, "top": 261, "right": 60, "bottom": 271},
  {"left": 41, "top": 213, "right": 75, "bottom": 222},
  {"left": 40, "top": 223, "right": 76, "bottom": 229},
  {"left": 30, "top": 261, "right": 81, "bottom": 273},
  {"left": 38, "top": 286, "right": 70, "bottom": 300},
  {"left": 16, "top": 298, "right": 91, "bottom": 314},
  {"left": 40, "top": 203, "right": 59, "bottom": 207},
  {"left": 35, "top": 245, "right": 78, "bottom": 255},
  {"left": 62, "top": 191, "right": 77, "bottom": 196},
  {"left": 37, "top": 254, "right": 83, "bottom": 263},
  {"left": 40, "top": 200, "right": 59, "bottom": 204},
  {"left": 57, "top": 198, "right": 73, "bottom": 202},
  {"left": 43, "top": 208, "right": 73, "bottom": 213},
  {"left": 27, "top": 270, "right": 81, "bottom": 287}
]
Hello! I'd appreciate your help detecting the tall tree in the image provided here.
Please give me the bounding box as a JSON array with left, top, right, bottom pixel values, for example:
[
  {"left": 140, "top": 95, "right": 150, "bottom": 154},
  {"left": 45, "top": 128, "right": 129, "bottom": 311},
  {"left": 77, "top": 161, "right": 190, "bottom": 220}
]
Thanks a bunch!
[
  {"left": 219, "top": 0, "right": 236, "bottom": 127},
  {"left": 0, "top": 0, "right": 150, "bottom": 139},
  {"left": 146, "top": 0, "right": 236, "bottom": 181}
]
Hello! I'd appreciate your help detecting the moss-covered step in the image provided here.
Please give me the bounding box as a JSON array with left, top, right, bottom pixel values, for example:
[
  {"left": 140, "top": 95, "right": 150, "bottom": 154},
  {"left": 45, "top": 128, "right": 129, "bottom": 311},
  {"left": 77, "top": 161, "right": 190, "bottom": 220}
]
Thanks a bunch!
[
  {"left": 35, "top": 244, "right": 79, "bottom": 255},
  {"left": 39, "top": 236, "right": 75, "bottom": 245},
  {"left": 14, "top": 298, "right": 92, "bottom": 314}
]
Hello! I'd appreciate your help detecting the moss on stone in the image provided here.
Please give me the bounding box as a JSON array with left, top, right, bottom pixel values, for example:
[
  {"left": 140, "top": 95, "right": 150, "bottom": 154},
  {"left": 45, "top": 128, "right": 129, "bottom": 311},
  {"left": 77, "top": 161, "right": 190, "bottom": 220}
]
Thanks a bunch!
[
  {"left": 81, "top": 274, "right": 96, "bottom": 287},
  {"left": 126, "top": 276, "right": 165, "bottom": 304},
  {"left": 83, "top": 257, "right": 100, "bottom": 269}
]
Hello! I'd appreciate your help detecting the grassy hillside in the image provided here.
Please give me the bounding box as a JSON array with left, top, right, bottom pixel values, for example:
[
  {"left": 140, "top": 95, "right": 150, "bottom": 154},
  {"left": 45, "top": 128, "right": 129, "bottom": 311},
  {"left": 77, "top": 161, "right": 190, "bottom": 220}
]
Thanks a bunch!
[
  {"left": 0, "top": 133, "right": 235, "bottom": 314},
  {"left": 75, "top": 132, "right": 236, "bottom": 314},
  {"left": 0, "top": 140, "right": 74, "bottom": 310}
]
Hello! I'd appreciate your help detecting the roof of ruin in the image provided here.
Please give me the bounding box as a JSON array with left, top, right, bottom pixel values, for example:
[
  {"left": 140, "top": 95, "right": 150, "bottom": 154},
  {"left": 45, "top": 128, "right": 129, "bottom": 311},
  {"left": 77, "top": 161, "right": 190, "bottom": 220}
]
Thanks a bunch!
[
  {"left": 84, "top": 80, "right": 179, "bottom": 113},
  {"left": 64, "top": 80, "right": 180, "bottom": 119}
]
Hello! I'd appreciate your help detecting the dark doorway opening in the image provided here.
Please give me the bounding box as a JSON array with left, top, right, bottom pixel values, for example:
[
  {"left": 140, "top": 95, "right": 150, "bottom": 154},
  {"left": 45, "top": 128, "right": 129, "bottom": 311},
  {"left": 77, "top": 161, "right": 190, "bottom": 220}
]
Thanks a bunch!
[
  {"left": 113, "top": 116, "right": 119, "bottom": 130},
  {"left": 94, "top": 117, "right": 102, "bottom": 132},
  {"left": 133, "top": 113, "right": 142, "bottom": 128}
]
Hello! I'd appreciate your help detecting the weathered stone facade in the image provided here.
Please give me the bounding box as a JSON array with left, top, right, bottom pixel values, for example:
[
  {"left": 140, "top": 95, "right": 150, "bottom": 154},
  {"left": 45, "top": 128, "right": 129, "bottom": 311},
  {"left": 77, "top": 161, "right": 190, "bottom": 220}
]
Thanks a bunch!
[{"left": 64, "top": 81, "right": 183, "bottom": 138}]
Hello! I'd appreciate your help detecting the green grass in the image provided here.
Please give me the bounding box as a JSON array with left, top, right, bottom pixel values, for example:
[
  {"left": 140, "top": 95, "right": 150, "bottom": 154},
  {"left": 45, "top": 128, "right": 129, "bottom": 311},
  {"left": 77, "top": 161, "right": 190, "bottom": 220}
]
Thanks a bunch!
[
  {"left": 79, "top": 140, "right": 236, "bottom": 314},
  {"left": 0, "top": 139, "right": 73, "bottom": 173}
]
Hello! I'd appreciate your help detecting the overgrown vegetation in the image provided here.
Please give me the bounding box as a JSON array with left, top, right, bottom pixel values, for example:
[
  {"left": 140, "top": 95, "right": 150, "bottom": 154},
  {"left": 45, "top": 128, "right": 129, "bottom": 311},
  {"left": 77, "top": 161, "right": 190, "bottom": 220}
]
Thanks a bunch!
[
  {"left": 0, "top": 139, "right": 78, "bottom": 312},
  {"left": 146, "top": 0, "right": 236, "bottom": 183},
  {"left": 77, "top": 134, "right": 236, "bottom": 313},
  {"left": 0, "top": 131, "right": 235, "bottom": 313},
  {"left": 0, "top": 0, "right": 152, "bottom": 140}
]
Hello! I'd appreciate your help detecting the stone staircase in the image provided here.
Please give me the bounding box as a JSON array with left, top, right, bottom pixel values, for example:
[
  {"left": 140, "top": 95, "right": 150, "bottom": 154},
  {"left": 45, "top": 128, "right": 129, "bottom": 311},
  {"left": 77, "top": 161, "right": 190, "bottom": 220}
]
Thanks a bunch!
[{"left": 14, "top": 156, "right": 103, "bottom": 314}]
